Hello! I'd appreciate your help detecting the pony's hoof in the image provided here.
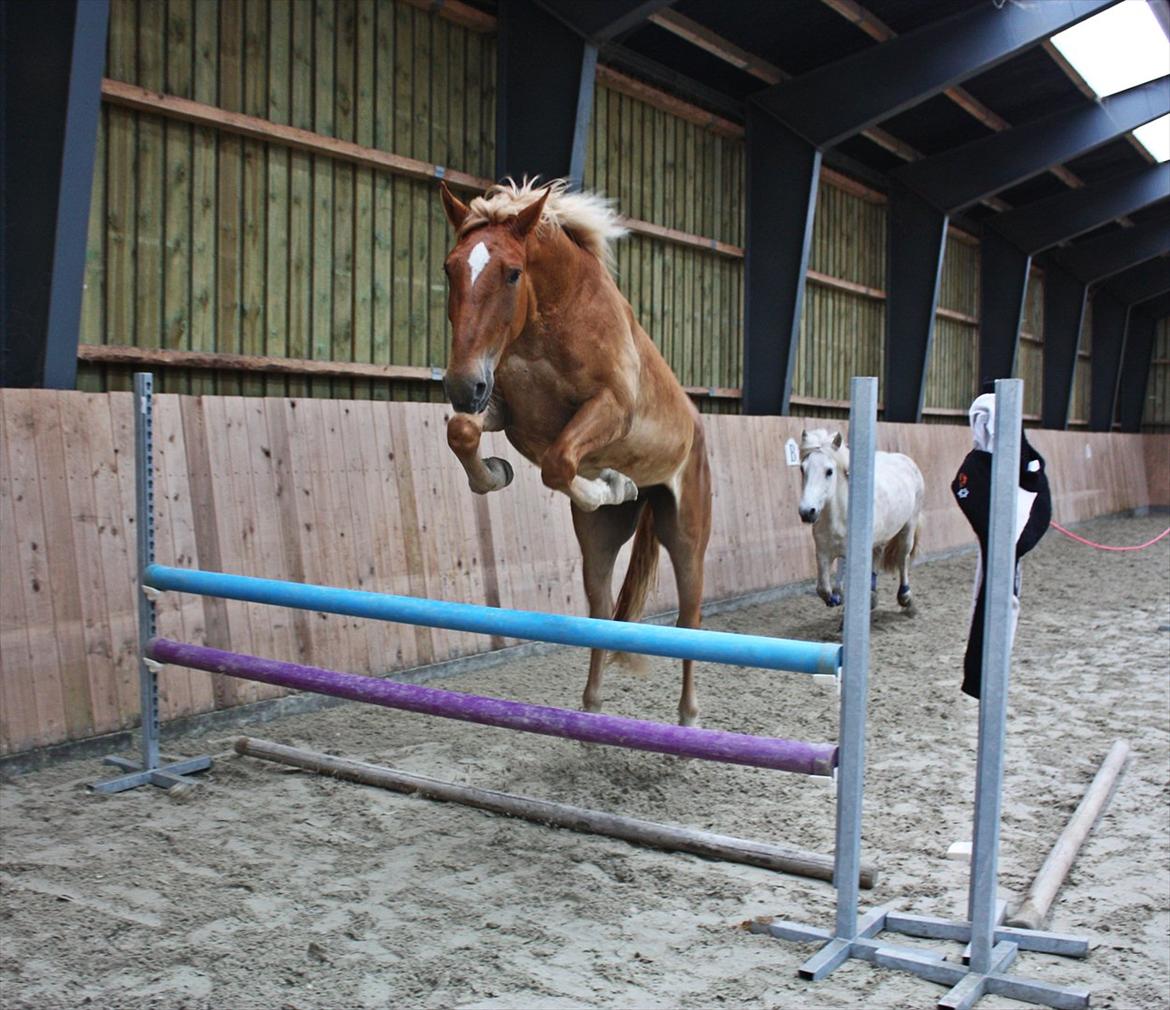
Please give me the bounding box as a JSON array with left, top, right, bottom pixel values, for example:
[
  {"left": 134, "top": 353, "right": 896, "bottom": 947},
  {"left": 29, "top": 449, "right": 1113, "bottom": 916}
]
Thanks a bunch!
[
  {"left": 897, "top": 584, "right": 913, "bottom": 608},
  {"left": 601, "top": 468, "right": 638, "bottom": 505},
  {"left": 870, "top": 589, "right": 878, "bottom": 610},
  {"left": 678, "top": 712, "right": 701, "bottom": 728},
  {"left": 826, "top": 591, "right": 842, "bottom": 608},
  {"left": 484, "top": 456, "right": 514, "bottom": 489}
]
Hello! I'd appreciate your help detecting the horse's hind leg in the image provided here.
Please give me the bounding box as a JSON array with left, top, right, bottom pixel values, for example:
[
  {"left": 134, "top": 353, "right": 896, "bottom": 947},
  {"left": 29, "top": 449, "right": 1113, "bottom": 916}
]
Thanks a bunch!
[
  {"left": 572, "top": 499, "right": 645, "bottom": 713},
  {"left": 650, "top": 449, "right": 712, "bottom": 727}
]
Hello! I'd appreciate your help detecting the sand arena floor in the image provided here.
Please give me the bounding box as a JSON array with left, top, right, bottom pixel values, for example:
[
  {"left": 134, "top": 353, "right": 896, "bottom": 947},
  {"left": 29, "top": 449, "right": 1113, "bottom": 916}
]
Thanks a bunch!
[{"left": 1, "top": 513, "right": 1168, "bottom": 1009}]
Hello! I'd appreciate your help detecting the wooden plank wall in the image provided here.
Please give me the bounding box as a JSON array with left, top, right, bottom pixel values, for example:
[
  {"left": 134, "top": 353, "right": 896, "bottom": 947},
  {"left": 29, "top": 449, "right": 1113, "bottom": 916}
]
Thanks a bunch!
[
  {"left": 1143, "top": 316, "right": 1170, "bottom": 432},
  {"left": 1018, "top": 268, "right": 1046, "bottom": 422},
  {"left": 792, "top": 183, "right": 886, "bottom": 413},
  {"left": 1, "top": 389, "right": 1162, "bottom": 756},
  {"left": 1069, "top": 298, "right": 1094, "bottom": 427},
  {"left": 80, "top": 0, "right": 495, "bottom": 401},
  {"left": 583, "top": 84, "right": 744, "bottom": 405},
  {"left": 924, "top": 235, "right": 979, "bottom": 415},
  {"left": 74, "top": 0, "right": 1109, "bottom": 427}
]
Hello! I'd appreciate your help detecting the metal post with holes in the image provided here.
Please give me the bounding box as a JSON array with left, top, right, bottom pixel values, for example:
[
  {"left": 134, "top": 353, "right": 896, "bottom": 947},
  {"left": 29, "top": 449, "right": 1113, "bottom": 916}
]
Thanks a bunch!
[
  {"left": 91, "top": 373, "right": 211, "bottom": 793},
  {"left": 749, "top": 378, "right": 1094, "bottom": 1010}
]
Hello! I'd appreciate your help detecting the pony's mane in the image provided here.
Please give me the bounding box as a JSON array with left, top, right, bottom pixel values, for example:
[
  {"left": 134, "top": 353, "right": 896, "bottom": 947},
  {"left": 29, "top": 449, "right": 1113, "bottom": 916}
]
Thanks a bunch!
[
  {"left": 462, "top": 178, "right": 628, "bottom": 274},
  {"left": 799, "top": 428, "right": 850, "bottom": 470}
]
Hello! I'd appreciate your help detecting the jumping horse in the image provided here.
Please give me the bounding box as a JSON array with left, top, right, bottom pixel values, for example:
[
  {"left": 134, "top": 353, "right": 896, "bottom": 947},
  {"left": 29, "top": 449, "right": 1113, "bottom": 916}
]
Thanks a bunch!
[{"left": 437, "top": 179, "right": 712, "bottom": 726}]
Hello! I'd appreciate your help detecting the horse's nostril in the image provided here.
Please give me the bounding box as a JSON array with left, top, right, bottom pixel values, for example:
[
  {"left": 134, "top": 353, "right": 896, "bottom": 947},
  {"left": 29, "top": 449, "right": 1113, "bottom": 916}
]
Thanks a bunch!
[{"left": 474, "top": 381, "right": 487, "bottom": 401}]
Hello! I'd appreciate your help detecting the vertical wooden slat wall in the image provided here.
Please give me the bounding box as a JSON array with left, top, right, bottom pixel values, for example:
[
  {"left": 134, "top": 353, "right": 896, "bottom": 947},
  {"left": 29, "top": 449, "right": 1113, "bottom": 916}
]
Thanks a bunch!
[
  {"left": 67, "top": 0, "right": 1155, "bottom": 427},
  {"left": 1070, "top": 299, "right": 1094, "bottom": 426},
  {"left": 923, "top": 235, "right": 979, "bottom": 416},
  {"left": 2, "top": 387, "right": 1164, "bottom": 756},
  {"left": 79, "top": 0, "right": 496, "bottom": 400},
  {"left": 793, "top": 183, "right": 886, "bottom": 414},
  {"left": 1143, "top": 316, "right": 1170, "bottom": 432},
  {"left": 582, "top": 84, "right": 745, "bottom": 409},
  {"left": 1017, "top": 268, "right": 1046, "bottom": 422}
]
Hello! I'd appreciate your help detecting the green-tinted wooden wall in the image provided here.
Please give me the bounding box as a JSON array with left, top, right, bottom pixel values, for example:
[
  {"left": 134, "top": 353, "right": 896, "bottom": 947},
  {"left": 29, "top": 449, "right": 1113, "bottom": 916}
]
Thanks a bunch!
[
  {"left": 81, "top": 0, "right": 495, "bottom": 400},
  {"left": 1143, "top": 316, "right": 1170, "bottom": 432},
  {"left": 76, "top": 0, "right": 1132, "bottom": 428},
  {"left": 582, "top": 84, "right": 744, "bottom": 404}
]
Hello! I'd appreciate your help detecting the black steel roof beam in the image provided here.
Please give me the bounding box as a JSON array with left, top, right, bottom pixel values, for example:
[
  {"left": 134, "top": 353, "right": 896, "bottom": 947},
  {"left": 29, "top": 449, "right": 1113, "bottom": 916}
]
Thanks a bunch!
[
  {"left": 1088, "top": 292, "right": 1128, "bottom": 431},
  {"left": 751, "top": 0, "right": 1113, "bottom": 149},
  {"left": 598, "top": 44, "right": 745, "bottom": 122},
  {"left": 991, "top": 163, "right": 1170, "bottom": 255},
  {"left": 532, "top": 0, "right": 675, "bottom": 42},
  {"left": 1103, "top": 257, "right": 1170, "bottom": 307},
  {"left": 1057, "top": 218, "right": 1170, "bottom": 285},
  {"left": 1115, "top": 305, "right": 1158, "bottom": 431},
  {"left": 893, "top": 76, "right": 1170, "bottom": 213},
  {"left": 742, "top": 106, "right": 821, "bottom": 416},
  {"left": 1040, "top": 259, "right": 1089, "bottom": 430},
  {"left": 883, "top": 184, "right": 948, "bottom": 423}
]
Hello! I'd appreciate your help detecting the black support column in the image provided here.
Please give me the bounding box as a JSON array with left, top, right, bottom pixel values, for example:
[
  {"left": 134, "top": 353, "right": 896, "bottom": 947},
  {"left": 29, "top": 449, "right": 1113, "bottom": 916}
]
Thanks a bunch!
[
  {"left": 979, "top": 229, "right": 1032, "bottom": 385},
  {"left": 1, "top": 0, "right": 109, "bottom": 389},
  {"left": 1088, "top": 292, "right": 1128, "bottom": 432},
  {"left": 742, "top": 105, "right": 821, "bottom": 416},
  {"left": 884, "top": 183, "right": 948, "bottom": 423},
  {"left": 1040, "top": 260, "right": 1088, "bottom": 430},
  {"left": 496, "top": 0, "right": 596, "bottom": 185}
]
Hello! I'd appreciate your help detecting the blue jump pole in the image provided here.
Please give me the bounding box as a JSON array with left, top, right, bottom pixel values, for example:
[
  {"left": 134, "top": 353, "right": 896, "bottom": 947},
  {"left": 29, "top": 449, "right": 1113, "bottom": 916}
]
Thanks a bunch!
[
  {"left": 148, "top": 638, "right": 839, "bottom": 777},
  {"left": 144, "top": 564, "right": 842, "bottom": 676}
]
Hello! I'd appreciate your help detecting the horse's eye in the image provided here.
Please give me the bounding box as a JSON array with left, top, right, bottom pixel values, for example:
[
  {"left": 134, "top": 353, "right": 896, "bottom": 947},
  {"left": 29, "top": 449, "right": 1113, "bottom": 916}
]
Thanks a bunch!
[
  {"left": 825, "top": 468, "right": 833, "bottom": 477},
  {"left": 507, "top": 268, "right": 522, "bottom": 285}
]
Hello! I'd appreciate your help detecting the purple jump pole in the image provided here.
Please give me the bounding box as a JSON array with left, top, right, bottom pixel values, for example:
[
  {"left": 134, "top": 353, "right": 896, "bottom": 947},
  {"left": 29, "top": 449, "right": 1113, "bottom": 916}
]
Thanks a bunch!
[{"left": 148, "top": 639, "right": 839, "bottom": 777}]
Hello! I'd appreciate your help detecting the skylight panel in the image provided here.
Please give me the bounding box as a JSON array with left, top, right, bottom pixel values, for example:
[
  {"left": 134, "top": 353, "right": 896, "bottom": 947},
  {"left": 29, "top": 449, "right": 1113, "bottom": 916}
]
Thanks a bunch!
[
  {"left": 1050, "top": 0, "right": 1169, "bottom": 98},
  {"left": 1133, "top": 114, "right": 1170, "bottom": 162}
]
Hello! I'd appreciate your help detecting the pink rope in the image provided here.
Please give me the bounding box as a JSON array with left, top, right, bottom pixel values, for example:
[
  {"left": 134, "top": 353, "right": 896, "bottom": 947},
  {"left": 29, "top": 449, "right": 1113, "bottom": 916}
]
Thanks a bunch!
[{"left": 1049, "top": 521, "right": 1170, "bottom": 552}]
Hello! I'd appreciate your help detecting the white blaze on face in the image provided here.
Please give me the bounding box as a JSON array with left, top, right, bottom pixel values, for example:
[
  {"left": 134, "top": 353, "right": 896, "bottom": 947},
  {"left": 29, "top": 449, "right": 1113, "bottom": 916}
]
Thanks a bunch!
[{"left": 468, "top": 241, "right": 491, "bottom": 288}]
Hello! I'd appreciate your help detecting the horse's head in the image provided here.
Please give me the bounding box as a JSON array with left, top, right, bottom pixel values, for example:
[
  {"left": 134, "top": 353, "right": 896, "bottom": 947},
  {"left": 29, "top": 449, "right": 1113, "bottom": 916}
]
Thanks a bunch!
[
  {"left": 438, "top": 181, "right": 550, "bottom": 414},
  {"left": 798, "top": 429, "right": 845, "bottom": 524}
]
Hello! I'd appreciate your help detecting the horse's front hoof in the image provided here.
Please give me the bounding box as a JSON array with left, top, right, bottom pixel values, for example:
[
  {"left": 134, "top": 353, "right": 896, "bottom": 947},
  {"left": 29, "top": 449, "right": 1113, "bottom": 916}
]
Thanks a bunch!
[
  {"left": 485, "top": 456, "right": 514, "bottom": 489},
  {"left": 678, "top": 711, "right": 700, "bottom": 728},
  {"left": 826, "top": 591, "right": 842, "bottom": 608},
  {"left": 600, "top": 468, "right": 638, "bottom": 505}
]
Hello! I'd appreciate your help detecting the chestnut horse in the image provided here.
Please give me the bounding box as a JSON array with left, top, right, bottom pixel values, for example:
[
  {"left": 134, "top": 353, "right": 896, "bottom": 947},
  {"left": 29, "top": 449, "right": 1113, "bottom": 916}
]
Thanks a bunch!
[{"left": 438, "top": 179, "right": 712, "bottom": 726}]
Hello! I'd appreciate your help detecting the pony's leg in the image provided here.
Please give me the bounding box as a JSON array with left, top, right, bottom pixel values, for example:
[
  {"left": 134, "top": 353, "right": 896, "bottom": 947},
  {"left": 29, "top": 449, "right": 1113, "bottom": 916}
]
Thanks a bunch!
[
  {"left": 541, "top": 392, "right": 639, "bottom": 511},
  {"left": 897, "top": 524, "right": 916, "bottom": 611},
  {"left": 650, "top": 448, "right": 712, "bottom": 727},
  {"left": 816, "top": 550, "right": 838, "bottom": 606},
  {"left": 572, "top": 499, "right": 645, "bottom": 713},
  {"left": 446, "top": 407, "right": 513, "bottom": 494}
]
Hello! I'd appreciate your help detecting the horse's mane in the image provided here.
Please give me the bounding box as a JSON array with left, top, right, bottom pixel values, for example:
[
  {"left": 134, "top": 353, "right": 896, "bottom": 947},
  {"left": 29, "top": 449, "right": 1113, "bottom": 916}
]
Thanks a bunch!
[
  {"left": 462, "top": 177, "right": 628, "bottom": 274},
  {"left": 799, "top": 428, "right": 850, "bottom": 471}
]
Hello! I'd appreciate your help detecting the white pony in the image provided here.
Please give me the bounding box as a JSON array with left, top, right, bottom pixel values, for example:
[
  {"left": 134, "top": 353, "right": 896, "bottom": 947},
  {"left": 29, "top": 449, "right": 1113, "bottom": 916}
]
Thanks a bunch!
[{"left": 798, "top": 428, "right": 925, "bottom": 612}]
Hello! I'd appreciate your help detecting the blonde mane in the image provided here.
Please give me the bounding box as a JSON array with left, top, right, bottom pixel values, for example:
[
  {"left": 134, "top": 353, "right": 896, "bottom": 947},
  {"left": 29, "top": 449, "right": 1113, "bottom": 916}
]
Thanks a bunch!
[{"left": 462, "top": 178, "right": 628, "bottom": 273}]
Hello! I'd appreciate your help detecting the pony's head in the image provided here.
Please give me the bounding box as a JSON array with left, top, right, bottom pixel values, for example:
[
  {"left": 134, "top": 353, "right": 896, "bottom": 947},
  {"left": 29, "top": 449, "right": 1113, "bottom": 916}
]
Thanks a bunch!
[
  {"left": 798, "top": 428, "right": 847, "bottom": 524},
  {"left": 437, "top": 177, "right": 626, "bottom": 415},
  {"left": 438, "top": 181, "right": 550, "bottom": 413}
]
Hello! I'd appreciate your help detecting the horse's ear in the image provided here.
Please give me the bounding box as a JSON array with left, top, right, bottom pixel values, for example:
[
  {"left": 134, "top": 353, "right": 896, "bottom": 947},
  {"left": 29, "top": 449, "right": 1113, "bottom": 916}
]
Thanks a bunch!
[
  {"left": 510, "top": 187, "right": 551, "bottom": 240},
  {"left": 832, "top": 432, "right": 843, "bottom": 450},
  {"left": 439, "top": 181, "right": 470, "bottom": 231}
]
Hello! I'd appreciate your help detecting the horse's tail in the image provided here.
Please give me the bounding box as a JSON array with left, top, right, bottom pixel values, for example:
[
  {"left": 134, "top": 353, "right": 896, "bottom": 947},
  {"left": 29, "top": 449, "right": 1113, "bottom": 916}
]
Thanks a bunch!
[{"left": 608, "top": 503, "right": 659, "bottom": 672}]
